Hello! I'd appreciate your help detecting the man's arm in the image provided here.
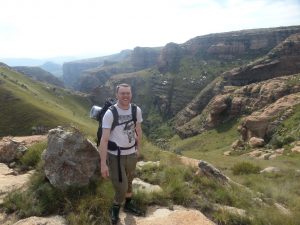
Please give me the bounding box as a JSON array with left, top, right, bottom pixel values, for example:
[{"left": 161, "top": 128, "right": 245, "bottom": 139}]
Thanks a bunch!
[
  {"left": 99, "top": 128, "right": 111, "bottom": 178},
  {"left": 135, "top": 122, "right": 142, "bottom": 155}
]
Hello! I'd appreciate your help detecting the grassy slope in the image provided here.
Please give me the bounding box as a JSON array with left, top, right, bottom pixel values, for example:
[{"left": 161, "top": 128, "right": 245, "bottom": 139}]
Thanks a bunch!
[
  {"left": 0, "top": 66, "right": 97, "bottom": 137},
  {"left": 169, "top": 109, "right": 300, "bottom": 223}
]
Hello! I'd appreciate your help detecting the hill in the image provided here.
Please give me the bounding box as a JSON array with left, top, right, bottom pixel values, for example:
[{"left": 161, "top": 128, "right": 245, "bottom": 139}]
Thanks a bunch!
[
  {"left": 0, "top": 65, "right": 97, "bottom": 137},
  {"left": 13, "top": 66, "right": 64, "bottom": 87}
]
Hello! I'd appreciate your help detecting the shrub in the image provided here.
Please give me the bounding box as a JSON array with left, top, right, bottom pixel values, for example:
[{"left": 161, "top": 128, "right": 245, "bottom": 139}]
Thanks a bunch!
[
  {"left": 232, "top": 162, "right": 261, "bottom": 175},
  {"left": 20, "top": 141, "right": 47, "bottom": 169}
]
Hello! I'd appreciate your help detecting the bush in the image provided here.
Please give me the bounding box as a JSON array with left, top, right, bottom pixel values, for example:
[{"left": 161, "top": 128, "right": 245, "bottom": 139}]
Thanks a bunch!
[
  {"left": 20, "top": 141, "right": 47, "bottom": 169},
  {"left": 232, "top": 162, "right": 261, "bottom": 175}
]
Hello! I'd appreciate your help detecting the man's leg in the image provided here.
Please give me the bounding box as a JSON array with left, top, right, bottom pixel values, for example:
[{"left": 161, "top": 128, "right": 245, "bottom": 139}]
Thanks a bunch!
[
  {"left": 123, "top": 153, "right": 144, "bottom": 216},
  {"left": 108, "top": 154, "right": 128, "bottom": 224}
]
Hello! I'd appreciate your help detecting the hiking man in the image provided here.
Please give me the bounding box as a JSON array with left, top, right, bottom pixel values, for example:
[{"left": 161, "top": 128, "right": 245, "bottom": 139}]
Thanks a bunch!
[{"left": 99, "top": 83, "right": 143, "bottom": 224}]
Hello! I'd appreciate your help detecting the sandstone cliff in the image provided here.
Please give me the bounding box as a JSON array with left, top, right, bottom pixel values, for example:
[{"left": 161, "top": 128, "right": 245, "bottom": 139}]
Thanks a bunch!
[{"left": 175, "top": 32, "right": 300, "bottom": 138}]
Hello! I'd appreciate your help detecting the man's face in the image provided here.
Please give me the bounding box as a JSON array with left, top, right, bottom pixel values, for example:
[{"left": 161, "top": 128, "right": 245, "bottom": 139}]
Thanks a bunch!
[{"left": 116, "top": 86, "right": 132, "bottom": 107}]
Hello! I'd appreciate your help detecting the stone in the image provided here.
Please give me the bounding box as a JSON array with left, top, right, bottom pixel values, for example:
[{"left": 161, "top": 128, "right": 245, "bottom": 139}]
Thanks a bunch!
[
  {"left": 231, "top": 139, "right": 244, "bottom": 150},
  {"left": 0, "top": 137, "right": 25, "bottom": 163},
  {"left": 119, "top": 205, "right": 216, "bottom": 225},
  {"left": 258, "top": 153, "right": 272, "bottom": 160},
  {"left": 268, "top": 154, "right": 277, "bottom": 160},
  {"left": 136, "top": 161, "right": 160, "bottom": 170},
  {"left": 198, "top": 160, "right": 229, "bottom": 183},
  {"left": 260, "top": 167, "right": 280, "bottom": 173},
  {"left": 0, "top": 135, "right": 47, "bottom": 163},
  {"left": 0, "top": 163, "right": 34, "bottom": 204},
  {"left": 247, "top": 149, "right": 263, "bottom": 158},
  {"left": 213, "top": 204, "right": 246, "bottom": 217},
  {"left": 42, "top": 127, "right": 99, "bottom": 189},
  {"left": 274, "top": 203, "right": 291, "bottom": 216},
  {"left": 223, "top": 151, "right": 232, "bottom": 156},
  {"left": 12, "top": 216, "right": 66, "bottom": 225},
  {"left": 249, "top": 137, "right": 265, "bottom": 148},
  {"left": 275, "top": 148, "right": 285, "bottom": 154},
  {"left": 291, "top": 146, "right": 300, "bottom": 153},
  {"left": 132, "top": 178, "right": 162, "bottom": 193}
]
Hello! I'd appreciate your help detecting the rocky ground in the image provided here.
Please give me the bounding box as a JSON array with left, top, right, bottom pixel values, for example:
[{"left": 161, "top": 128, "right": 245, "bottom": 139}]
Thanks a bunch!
[{"left": 0, "top": 134, "right": 217, "bottom": 225}]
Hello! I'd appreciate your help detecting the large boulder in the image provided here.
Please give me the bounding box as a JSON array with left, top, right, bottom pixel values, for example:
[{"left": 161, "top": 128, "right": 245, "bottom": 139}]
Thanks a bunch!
[{"left": 42, "top": 127, "right": 99, "bottom": 189}]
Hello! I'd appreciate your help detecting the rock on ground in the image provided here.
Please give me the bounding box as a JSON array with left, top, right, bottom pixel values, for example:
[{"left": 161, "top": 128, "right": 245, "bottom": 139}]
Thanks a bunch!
[
  {"left": 0, "top": 163, "right": 33, "bottom": 204},
  {"left": 42, "top": 127, "right": 99, "bottom": 188},
  {"left": 119, "top": 205, "right": 216, "bottom": 225},
  {"left": 12, "top": 216, "right": 66, "bottom": 225}
]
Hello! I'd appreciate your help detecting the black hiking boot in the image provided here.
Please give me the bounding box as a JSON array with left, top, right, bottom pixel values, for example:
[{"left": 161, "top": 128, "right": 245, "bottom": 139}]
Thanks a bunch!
[
  {"left": 110, "top": 204, "right": 120, "bottom": 225},
  {"left": 123, "top": 198, "right": 145, "bottom": 216}
]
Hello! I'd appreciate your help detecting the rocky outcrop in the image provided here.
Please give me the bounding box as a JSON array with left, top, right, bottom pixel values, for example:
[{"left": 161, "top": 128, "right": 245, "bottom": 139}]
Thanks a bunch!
[
  {"left": 174, "top": 78, "right": 223, "bottom": 129},
  {"left": 224, "top": 32, "right": 300, "bottom": 85},
  {"left": 42, "top": 127, "right": 99, "bottom": 188},
  {"left": 183, "top": 26, "right": 300, "bottom": 60},
  {"left": 175, "top": 74, "right": 300, "bottom": 138},
  {"left": 158, "top": 42, "right": 183, "bottom": 73},
  {"left": 131, "top": 47, "right": 161, "bottom": 70},
  {"left": 13, "top": 66, "right": 64, "bottom": 87},
  {"left": 239, "top": 93, "right": 300, "bottom": 141}
]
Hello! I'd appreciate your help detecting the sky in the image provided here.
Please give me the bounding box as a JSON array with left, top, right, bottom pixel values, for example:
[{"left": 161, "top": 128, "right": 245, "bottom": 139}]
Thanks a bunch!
[{"left": 0, "top": 0, "right": 300, "bottom": 60}]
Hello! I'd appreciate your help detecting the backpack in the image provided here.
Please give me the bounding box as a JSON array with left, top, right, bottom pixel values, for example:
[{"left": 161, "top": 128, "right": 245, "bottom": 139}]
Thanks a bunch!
[{"left": 90, "top": 98, "right": 137, "bottom": 147}]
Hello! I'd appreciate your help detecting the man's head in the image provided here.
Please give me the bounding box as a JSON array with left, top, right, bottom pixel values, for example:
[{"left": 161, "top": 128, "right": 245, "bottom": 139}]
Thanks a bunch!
[{"left": 116, "top": 83, "right": 132, "bottom": 109}]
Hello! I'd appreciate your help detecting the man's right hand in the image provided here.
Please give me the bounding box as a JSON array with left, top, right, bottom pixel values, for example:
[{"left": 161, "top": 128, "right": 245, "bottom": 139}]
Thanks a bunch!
[{"left": 101, "top": 164, "right": 109, "bottom": 178}]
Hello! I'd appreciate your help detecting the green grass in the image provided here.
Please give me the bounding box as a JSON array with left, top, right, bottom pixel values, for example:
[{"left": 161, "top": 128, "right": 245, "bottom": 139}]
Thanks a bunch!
[
  {"left": 19, "top": 141, "right": 47, "bottom": 169},
  {"left": 0, "top": 67, "right": 97, "bottom": 137},
  {"left": 231, "top": 162, "right": 261, "bottom": 175}
]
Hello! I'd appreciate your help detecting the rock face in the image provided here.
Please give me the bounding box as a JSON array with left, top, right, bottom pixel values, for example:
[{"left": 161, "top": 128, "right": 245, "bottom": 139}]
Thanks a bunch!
[
  {"left": 42, "top": 127, "right": 99, "bottom": 188},
  {"left": 131, "top": 47, "right": 161, "bottom": 70},
  {"left": 175, "top": 31, "right": 300, "bottom": 138},
  {"left": 158, "top": 42, "right": 183, "bottom": 73},
  {"left": 182, "top": 26, "right": 300, "bottom": 60},
  {"left": 224, "top": 33, "right": 300, "bottom": 86},
  {"left": 240, "top": 93, "right": 300, "bottom": 141},
  {"left": 175, "top": 73, "right": 300, "bottom": 138}
]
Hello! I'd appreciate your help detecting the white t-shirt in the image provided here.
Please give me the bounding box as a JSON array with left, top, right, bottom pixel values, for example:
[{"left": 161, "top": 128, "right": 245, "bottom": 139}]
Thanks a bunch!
[{"left": 102, "top": 103, "right": 143, "bottom": 155}]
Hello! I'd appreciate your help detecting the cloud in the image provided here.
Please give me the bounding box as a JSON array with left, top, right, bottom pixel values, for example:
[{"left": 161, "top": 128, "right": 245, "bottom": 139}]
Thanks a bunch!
[{"left": 0, "top": 0, "right": 299, "bottom": 58}]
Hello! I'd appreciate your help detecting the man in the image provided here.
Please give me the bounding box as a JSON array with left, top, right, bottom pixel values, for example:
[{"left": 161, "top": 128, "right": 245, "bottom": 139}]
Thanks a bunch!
[{"left": 99, "top": 83, "right": 143, "bottom": 224}]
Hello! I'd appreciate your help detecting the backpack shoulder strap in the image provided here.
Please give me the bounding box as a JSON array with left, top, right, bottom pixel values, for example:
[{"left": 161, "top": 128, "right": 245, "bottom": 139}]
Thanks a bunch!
[
  {"left": 110, "top": 105, "right": 119, "bottom": 131},
  {"left": 131, "top": 103, "right": 137, "bottom": 125}
]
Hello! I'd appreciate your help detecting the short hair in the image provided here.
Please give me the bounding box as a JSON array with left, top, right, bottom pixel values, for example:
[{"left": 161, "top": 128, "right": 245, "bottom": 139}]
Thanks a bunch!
[{"left": 116, "top": 83, "right": 131, "bottom": 93}]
